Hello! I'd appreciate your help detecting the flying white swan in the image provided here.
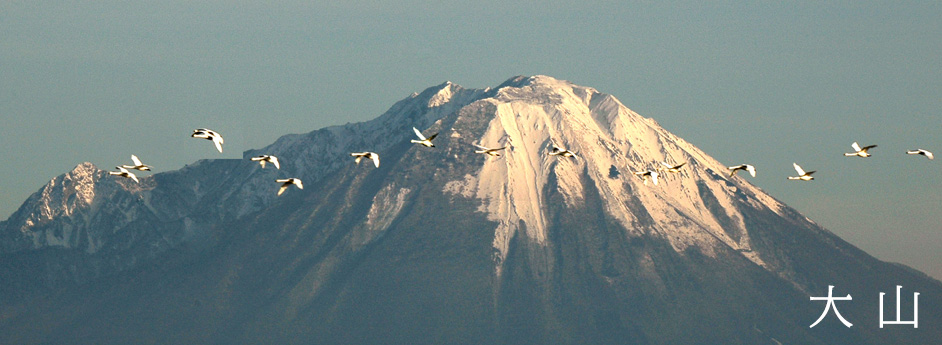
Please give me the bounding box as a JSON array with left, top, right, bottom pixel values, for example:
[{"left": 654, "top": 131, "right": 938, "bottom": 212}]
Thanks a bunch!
[
  {"left": 351, "top": 152, "right": 380, "bottom": 168},
  {"left": 251, "top": 155, "right": 280, "bottom": 169},
  {"left": 411, "top": 127, "right": 438, "bottom": 147},
  {"left": 906, "top": 149, "right": 934, "bottom": 160},
  {"left": 276, "top": 178, "right": 303, "bottom": 196},
  {"left": 787, "top": 162, "right": 816, "bottom": 181},
  {"left": 121, "top": 155, "right": 151, "bottom": 171},
  {"left": 548, "top": 143, "right": 577, "bottom": 158},
  {"left": 109, "top": 166, "right": 139, "bottom": 183},
  {"left": 634, "top": 169, "right": 660, "bottom": 185},
  {"left": 728, "top": 164, "right": 756, "bottom": 177},
  {"left": 473, "top": 144, "right": 508, "bottom": 157},
  {"left": 191, "top": 128, "right": 224, "bottom": 153},
  {"left": 659, "top": 161, "right": 686, "bottom": 173},
  {"left": 844, "top": 142, "right": 876, "bottom": 158}
]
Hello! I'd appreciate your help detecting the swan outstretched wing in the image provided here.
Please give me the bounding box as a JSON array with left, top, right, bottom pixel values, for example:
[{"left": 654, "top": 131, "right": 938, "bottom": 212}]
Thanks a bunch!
[
  {"left": 211, "top": 135, "right": 223, "bottom": 153},
  {"left": 413, "top": 127, "right": 427, "bottom": 141},
  {"left": 793, "top": 163, "right": 806, "bottom": 176}
]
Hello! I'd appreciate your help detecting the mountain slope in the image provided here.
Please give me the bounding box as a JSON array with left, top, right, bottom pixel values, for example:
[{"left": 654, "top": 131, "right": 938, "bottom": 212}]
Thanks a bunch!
[
  {"left": 1, "top": 76, "right": 940, "bottom": 344},
  {"left": 0, "top": 81, "right": 485, "bottom": 290}
]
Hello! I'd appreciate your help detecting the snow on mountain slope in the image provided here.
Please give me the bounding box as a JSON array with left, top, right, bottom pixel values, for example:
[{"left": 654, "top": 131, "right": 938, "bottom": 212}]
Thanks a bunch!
[
  {"left": 442, "top": 76, "right": 788, "bottom": 274},
  {"left": 0, "top": 162, "right": 156, "bottom": 254},
  {"left": 7, "top": 76, "right": 942, "bottom": 345},
  {"left": 2, "top": 75, "right": 801, "bottom": 283},
  {"left": 0, "top": 81, "right": 489, "bottom": 278}
]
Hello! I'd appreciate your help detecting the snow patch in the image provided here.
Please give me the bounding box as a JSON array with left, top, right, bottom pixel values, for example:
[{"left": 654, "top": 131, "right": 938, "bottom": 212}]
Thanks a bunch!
[
  {"left": 364, "top": 185, "right": 411, "bottom": 238},
  {"left": 443, "top": 174, "right": 477, "bottom": 199}
]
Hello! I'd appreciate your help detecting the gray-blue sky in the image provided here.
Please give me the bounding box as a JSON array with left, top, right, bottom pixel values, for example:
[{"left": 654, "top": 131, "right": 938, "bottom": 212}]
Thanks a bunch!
[{"left": 2, "top": 1, "right": 940, "bottom": 278}]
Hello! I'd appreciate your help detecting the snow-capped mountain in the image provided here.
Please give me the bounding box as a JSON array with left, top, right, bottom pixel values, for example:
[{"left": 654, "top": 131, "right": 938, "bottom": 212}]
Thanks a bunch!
[
  {"left": 0, "top": 81, "right": 486, "bottom": 280},
  {"left": 442, "top": 76, "right": 790, "bottom": 276},
  {"left": 1, "top": 76, "right": 940, "bottom": 344}
]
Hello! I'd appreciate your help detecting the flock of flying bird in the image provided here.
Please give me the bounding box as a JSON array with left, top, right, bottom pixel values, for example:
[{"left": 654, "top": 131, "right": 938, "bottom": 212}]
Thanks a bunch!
[
  {"left": 627, "top": 141, "right": 933, "bottom": 186},
  {"left": 106, "top": 126, "right": 935, "bottom": 194}
]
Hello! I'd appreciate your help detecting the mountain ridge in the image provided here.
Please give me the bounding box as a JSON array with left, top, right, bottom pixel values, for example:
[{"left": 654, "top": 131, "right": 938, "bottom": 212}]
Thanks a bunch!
[{"left": 1, "top": 75, "right": 940, "bottom": 344}]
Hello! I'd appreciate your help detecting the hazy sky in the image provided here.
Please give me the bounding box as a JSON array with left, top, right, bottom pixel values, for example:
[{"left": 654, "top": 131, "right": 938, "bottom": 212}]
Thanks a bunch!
[{"left": 2, "top": 1, "right": 940, "bottom": 278}]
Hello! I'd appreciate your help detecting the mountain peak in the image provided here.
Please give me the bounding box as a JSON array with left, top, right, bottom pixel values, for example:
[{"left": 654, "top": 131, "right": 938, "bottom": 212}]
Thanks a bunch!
[
  {"left": 427, "top": 81, "right": 462, "bottom": 108},
  {"left": 0, "top": 162, "right": 107, "bottom": 253},
  {"left": 494, "top": 75, "right": 579, "bottom": 90},
  {"left": 495, "top": 75, "right": 533, "bottom": 89},
  {"left": 436, "top": 76, "right": 787, "bottom": 273},
  {"left": 60, "top": 162, "right": 102, "bottom": 208},
  {"left": 4, "top": 76, "right": 942, "bottom": 344},
  {"left": 71, "top": 161, "right": 101, "bottom": 174}
]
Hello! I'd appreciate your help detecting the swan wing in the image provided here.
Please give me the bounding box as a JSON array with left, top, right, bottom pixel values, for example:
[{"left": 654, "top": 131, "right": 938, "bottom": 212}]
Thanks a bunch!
[
  {"left": 212, "top": 135, "right": 223, "bottom": 153},
  {"left": 793, "top": 163, "right": 805, "bottom": 176},
  {"left": 208, "top": 130, "right": 223, "bottom": 144},
  {"left": 413, "top": 127, "right": 427, "bottom": 141}
]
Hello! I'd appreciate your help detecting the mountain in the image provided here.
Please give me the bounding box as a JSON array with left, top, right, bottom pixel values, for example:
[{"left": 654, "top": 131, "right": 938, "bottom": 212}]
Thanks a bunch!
[
  {"left": 0, "top": 80, "right": 485, "bottom": 289},
  {"left": 1, "top": 76, "right": 940, "bottom": 344}
]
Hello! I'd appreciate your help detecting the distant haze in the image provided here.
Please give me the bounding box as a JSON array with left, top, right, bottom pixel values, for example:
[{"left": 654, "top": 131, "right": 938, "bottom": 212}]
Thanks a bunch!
[{"left": 2, "top": 2, "right": 940, "bottom": 279}]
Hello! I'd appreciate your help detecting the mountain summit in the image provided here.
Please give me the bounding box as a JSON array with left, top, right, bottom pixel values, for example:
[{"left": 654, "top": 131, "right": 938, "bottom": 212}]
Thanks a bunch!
[
  {"left": 1, "top": 76, "right": 940, "bottom": 344},
  {"left": 441, "top": 75, "right": 783, "bottom": 275}
]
